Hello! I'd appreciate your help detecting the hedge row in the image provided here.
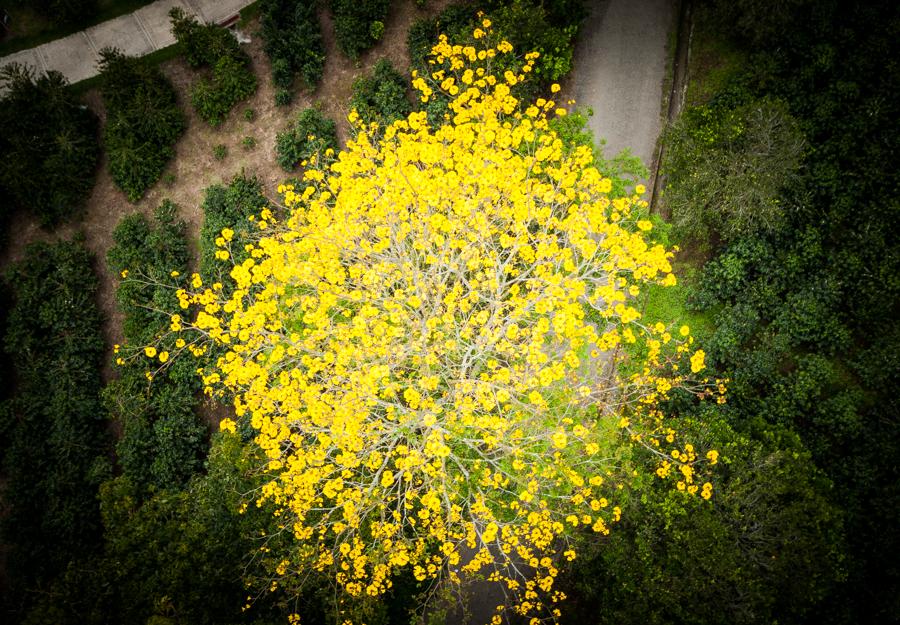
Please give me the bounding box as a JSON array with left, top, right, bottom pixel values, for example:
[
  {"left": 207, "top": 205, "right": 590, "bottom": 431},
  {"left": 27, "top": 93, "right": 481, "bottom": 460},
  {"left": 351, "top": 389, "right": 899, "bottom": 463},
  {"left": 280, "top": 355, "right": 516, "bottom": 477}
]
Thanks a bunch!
[
  {"left": 0, "top": 64, "right": 99, "bottom": 227},
  {"left": 170, "top": 7, "right": 258, "bottom": 126},
  {"left": 98, "top": 49, "right": 185, "bottom": 202},
  {"left": 106, "top": 200, "right": 207, "bottom": 494},
  {"left": 331, "top": 0, "right": 392, "bottom": 59},
  {"left": 0, "top": 239, "right": 110, "bottom": 615},
  {"left": 259, "top": 0, "right": 325, "bottom": 104}
]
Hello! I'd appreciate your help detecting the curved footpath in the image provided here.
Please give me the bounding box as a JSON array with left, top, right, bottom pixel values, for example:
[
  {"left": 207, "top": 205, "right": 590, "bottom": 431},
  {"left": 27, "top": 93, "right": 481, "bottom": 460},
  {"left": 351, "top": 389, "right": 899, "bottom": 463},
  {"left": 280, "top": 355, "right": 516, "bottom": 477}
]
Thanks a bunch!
[{"left": 0, "top": 0, "right": 253, "bottom": 86}]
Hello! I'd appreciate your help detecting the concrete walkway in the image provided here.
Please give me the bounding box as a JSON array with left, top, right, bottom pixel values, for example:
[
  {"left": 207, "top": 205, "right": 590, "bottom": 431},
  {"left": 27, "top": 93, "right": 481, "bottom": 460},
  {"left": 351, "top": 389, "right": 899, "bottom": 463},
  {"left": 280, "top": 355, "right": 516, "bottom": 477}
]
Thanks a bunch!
[
  {"left": 0, "top": 0, "right": 254, "bottom": 85},
  {"left": 571, "top": 0, "right": 676, "bottom": 170}
]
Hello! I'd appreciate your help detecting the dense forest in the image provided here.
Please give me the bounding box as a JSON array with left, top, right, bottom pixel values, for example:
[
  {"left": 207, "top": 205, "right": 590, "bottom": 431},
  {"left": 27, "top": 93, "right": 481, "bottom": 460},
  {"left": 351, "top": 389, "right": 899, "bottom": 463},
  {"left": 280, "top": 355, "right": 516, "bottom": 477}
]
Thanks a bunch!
[{"left": 0, "top": 1, "right": 898, "bottom": 624}]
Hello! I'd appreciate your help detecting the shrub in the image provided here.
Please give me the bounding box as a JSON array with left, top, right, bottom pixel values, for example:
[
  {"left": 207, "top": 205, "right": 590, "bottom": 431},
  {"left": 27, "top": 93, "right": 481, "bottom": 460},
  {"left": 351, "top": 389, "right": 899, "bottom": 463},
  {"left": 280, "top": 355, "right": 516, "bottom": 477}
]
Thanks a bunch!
[
  {"left": 170, "top": 7, "right": 258, "bottom": 126},
  {"left": 199, "top": 173, "right": 272, "bottom": 287},
  {"left": 242, "top": 135, "right": 257, "bottom": 150},
  {"left": 106, "top": 201, "right": 207, "bottom": 493},
  {"left": 244, "top": 107, "right": 256, "bottom": 122},
  {"left": 330, "top": 0, "right": 391, "bottom": 59},
  {"left": 663, "top": 97, "right": 806, "bottom": 241},
  {"left": 99, "top": 48, "right": 185, "bottom": 202},
  {"left": 349, "top": 58, "right": 411, "bottom": 126},
  {"left": 275, "top": 107, "right": 338, "bottom": 171},
  {"left": 259, "top": 0, "right": 325, "bottom": 96},
  {"left": 274, "top": 88, "right": 292, "bottom": 106},
  {"left": 169, "top": 7, "right": 241, "bottom": 68},
  {"left": 213, "top": 144, "right": 228, "bottom": 160},
  {"left": 0, "top": 64, "right": 99, "bottom": 227}
]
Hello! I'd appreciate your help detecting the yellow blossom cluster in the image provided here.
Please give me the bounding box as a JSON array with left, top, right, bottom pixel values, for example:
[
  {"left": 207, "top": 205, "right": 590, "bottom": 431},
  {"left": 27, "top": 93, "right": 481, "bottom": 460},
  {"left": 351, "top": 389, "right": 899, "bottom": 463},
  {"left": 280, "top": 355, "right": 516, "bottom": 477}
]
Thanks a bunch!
[{"left": 165, "top": 27, "right": 719, "bottom": 623}]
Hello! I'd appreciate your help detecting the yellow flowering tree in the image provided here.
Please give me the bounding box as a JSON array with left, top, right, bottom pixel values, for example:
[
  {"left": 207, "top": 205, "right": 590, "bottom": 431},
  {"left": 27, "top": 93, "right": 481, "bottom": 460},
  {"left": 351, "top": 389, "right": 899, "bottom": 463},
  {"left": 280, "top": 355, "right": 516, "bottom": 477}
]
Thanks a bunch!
[{"left": 163, "top": 26, "right": 720, "bottom": 624}]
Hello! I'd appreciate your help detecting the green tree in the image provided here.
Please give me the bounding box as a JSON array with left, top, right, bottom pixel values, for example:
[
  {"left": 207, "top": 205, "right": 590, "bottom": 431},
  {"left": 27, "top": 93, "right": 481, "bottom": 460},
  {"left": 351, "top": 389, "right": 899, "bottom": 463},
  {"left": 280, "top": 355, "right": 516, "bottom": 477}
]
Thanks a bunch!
[
  {"left": 98, "top": 49, "right": 185, "bottom": 202},
  {"left": 561, "top": 413, "right": 844, "bottom": 625},
  {"left": 0, "top": 64, "right": 99, "bottom": 227}
]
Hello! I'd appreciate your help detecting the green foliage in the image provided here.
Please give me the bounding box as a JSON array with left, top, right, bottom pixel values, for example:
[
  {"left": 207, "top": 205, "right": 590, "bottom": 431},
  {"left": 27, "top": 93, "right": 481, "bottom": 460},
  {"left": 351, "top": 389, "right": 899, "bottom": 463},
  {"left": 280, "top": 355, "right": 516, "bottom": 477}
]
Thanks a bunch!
[
  {"left": 170, "top": 7, "right": 258, "bottom": 126},
  {"left": 99, "top": 48, "right": 185, "bottom": 202},
  {"left": 658, "top": 0, "right": 900, "bottom": 621},
  {"left": 561, "top": 414, "right": 844, "bottom": 625},
  {"left": 259, "top": 0, "right": 326, "bottom": 96},
  {"left": 663, "top": 96, "right": 805, "bottom": 241},
  {"left": 483, "top": 0, "right": 584, "bottom": 84},
  {"left": 1, "top": 239, "right": 110, "bottom": 616},
  {"left": 274, "top": 87, "right": 292, "bottom": 106},
  {"left": 330, "top": 0, "right": 391, "bottom": 59},
  {"left": 275, "top": 107, "right": 338, "bottom": 171},
  {"left": 19, "top": 436, "right": 281, "bottom": 625},
  {"left": 199, "top": 173, "right": 271, "bottom": 287},
  {"left": 0, "top": 64, "right": 99, "bottom": 227},
  {"left": 350, "top": 58, "right": 411, "bottom": 126},
  {"left": 407, "top": 2, "right": 476, "bottom": 70},
  {"left": 106, "top": 201, "right": 206, "bottom": 493},
  {"left": 213, "top": 143, "right": 228, "bottom": 160},
  {"left": 549, "top": 107, "right": 648, "bottom": 197}
]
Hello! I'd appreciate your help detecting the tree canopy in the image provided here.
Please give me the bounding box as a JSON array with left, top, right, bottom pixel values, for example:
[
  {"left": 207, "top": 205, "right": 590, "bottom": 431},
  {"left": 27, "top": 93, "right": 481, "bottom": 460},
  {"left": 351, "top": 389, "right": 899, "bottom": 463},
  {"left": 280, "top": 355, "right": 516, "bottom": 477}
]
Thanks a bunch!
[{"left": 153, "top": 27, "right": 720, "bottom": 622}]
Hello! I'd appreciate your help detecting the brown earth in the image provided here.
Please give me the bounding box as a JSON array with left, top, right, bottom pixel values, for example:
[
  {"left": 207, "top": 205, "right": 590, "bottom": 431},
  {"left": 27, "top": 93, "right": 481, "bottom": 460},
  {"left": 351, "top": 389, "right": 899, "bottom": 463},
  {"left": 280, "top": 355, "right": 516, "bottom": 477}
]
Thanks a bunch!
[{"left": 0, "top": 0, "right": 454, "bottom": 388}]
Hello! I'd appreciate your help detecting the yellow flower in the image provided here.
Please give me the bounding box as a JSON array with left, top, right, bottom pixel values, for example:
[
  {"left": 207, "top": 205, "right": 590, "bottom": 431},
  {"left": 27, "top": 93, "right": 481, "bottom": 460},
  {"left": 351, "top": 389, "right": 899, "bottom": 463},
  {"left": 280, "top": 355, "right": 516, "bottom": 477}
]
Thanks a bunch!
[
  {"left": 144, "top": 346, "right": 157, "bottom": 358},
  {"left": 219, "top": 418, "right": 237, "bottom": 434},
  {"left": 158, "top": 351, "right": 169, "bottom": 363},
  {"left": 120, "top": 269, "right": 129, "bottom": 278},
  {"left": 550, "top": 83, "right": 561, "bottom": 93},
  {"left": 690, "top": 349, "right": 706, "bottom": 373}
]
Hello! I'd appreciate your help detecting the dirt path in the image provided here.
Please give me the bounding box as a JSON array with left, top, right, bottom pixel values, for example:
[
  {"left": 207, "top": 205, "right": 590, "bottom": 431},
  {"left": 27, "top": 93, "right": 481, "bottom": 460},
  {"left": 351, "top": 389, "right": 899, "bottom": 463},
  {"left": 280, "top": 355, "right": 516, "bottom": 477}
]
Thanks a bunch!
[
  {"left": 569, "top": 0, "right": 676, "bottom": 170},
  {"left": 0, "top": 0, "right": 453, "bottom": 382}
]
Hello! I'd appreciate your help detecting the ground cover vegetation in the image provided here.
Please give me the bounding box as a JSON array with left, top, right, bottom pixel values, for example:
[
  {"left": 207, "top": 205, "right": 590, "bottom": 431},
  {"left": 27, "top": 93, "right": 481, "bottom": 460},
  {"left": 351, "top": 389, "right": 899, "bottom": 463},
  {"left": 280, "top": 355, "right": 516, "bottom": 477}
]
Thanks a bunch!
[
  {"left": 258, "top": 0, "right": 325, "bottom": 105},
  {"left": 0, "top": 64, "right": 99, "bottom": 229},
  {"left": 169, "top": 7, "right": 258, "bottom": 127},
  {"left": 98, "top": 48, "right": 186, "bottom": 202},
  {"left": 556, "top": 0, "right": 900, "bottom": 623}
]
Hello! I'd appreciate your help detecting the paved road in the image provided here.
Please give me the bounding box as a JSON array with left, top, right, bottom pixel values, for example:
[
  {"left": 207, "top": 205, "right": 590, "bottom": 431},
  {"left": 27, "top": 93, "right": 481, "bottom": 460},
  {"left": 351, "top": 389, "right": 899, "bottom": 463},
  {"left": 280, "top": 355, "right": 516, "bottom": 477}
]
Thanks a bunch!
[
  {"left": 572, "top": 0, "right": 676, "bottom": 170},
  {"left": 0, "top": 0, "right": 253, "bottom": 85}
]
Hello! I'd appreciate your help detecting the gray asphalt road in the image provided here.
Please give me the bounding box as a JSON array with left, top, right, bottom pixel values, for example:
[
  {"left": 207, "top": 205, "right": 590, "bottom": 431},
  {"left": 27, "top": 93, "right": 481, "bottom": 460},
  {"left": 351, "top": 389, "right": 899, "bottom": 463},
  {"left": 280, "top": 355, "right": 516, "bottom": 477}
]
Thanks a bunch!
[{"left": 572, "top": 0, "right": 676, "bottom": 170}]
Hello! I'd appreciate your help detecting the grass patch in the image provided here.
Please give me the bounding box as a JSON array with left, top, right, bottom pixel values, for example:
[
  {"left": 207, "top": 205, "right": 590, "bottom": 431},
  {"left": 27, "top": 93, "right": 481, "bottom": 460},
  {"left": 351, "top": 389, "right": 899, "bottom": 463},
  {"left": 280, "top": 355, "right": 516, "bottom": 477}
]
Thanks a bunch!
[
  {"left": 683, "top": 5, "right": 747, "bottom": 108},
  {"left": 238, "top": 0, "right": 262, "bottom": 27},
  {"left": 0, "top": 0, "right": 157, "bottom": 56}
]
